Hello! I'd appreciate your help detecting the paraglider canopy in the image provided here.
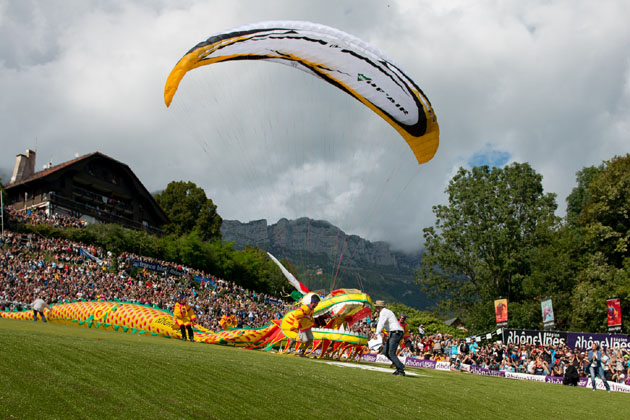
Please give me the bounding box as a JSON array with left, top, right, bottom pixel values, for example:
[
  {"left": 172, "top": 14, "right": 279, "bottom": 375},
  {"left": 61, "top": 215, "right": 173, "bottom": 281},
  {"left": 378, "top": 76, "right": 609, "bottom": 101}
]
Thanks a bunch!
[{"left": 164, "top": 20, "right": 439, "bottom": 164}]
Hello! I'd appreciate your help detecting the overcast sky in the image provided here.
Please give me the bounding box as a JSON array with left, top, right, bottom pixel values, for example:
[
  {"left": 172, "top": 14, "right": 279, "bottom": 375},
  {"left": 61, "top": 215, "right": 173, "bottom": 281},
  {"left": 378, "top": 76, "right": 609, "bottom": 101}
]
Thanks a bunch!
[{"left": 1, "top": 0, "right": 628, "bottom": 252}]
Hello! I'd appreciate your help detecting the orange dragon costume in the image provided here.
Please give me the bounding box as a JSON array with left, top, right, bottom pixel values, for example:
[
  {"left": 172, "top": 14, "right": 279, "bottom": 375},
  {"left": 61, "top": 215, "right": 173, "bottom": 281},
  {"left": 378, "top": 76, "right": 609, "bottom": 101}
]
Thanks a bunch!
[{"left": 174, "top": 300, "right": 196, "bottom": 342}]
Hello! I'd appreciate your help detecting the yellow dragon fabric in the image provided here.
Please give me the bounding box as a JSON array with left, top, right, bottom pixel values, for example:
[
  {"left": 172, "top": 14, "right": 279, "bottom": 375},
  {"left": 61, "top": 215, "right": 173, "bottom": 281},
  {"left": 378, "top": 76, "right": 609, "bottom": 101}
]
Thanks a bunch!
[{"left": 1, "top": 289, "right": 373, "bottom": 358}]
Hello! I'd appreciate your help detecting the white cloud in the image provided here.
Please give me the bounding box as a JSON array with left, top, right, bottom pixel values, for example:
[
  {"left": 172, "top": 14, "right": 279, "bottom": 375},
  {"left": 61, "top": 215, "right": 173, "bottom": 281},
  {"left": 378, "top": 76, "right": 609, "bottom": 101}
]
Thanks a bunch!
[{"left": 1, "top": 0, "right": 629, "bottom": 253}]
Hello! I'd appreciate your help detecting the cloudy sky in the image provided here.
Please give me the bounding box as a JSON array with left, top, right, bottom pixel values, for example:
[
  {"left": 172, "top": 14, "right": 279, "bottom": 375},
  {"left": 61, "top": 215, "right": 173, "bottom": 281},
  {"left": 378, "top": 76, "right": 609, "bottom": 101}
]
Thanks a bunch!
[{"left": 1, "top": 0, "right": 628, "bottom": 252}]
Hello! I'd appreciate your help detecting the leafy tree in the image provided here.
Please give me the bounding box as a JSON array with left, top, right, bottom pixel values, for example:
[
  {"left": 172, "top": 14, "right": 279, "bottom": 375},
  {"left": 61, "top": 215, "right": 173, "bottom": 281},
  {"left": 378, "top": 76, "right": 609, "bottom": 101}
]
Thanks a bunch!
[
  {"left": 580, "top": 154, "right": 630, "bottom": 267},
  {"left": 387, "top": 302, "right": 464, "bottom": 337},
  {"left": 568, "top": 154, "right": 630, "bottom": 332},
  {"left": 522, "top": 224, "right": 584, "bottom": 330},
  {"left": 566, "top": 166, "right": 602, "bottom": 227},
  {"left": 154, "top": 181, "right": 222, "bottom": 241},
  {"left": 416, "top": 163, "right": 559, "bottom": 332}
]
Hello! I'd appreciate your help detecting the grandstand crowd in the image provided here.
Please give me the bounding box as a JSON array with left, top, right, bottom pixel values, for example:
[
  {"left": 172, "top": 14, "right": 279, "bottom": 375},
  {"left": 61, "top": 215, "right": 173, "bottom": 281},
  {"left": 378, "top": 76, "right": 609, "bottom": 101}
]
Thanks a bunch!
[
  {"left": 0, "top": 208, "right": 294, "bottom": 332},
  {"left": 1, "top": 206, "right": 629, "bottom": 385},
  {"left": 396, "top": 332, "right": 630, "bottom": 384}
]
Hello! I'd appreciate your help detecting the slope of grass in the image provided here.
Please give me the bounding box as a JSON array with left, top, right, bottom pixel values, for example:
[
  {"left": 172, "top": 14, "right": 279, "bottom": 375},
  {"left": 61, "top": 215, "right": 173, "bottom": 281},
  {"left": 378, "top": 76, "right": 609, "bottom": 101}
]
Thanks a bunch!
[{"left": 0, "top": 318, "right": 625, "bottom": 420}]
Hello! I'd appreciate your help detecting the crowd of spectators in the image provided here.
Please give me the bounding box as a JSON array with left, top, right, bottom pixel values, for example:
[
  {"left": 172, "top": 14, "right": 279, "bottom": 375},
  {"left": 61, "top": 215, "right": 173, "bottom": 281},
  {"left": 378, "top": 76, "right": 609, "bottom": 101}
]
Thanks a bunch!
[
  {"left": 383, "top": 330, "right": 630, "bottom": 385},
  {"left": 5, "top": 206, "right": 88, "bottom": 229},
  {"left": 0, "top": 229, "right": 293, "bottom": 332}
]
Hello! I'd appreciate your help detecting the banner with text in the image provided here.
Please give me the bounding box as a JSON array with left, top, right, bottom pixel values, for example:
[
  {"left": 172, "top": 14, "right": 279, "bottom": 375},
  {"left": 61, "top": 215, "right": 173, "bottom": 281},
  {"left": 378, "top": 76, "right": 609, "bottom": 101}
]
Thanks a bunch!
[
  {"left": 502, "top": 328, "right": 630, "bottom": 349},
  {"left": 541, "top": 297, "right": 555, "bottom": 329},
  {"left": 607, "top": 297, "right": 622, "bottom": 332},
  {"left": 494, "top": 298, "right": 508, "bottom": 328}
]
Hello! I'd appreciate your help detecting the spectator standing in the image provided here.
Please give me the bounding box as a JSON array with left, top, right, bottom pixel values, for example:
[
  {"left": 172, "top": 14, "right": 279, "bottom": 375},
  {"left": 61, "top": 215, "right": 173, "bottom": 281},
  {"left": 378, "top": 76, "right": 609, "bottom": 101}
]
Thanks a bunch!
[
  {"left": 374, "top": 300, "right": 405, "bottom": 376},
  {"left": 433, "top": 338, "right": 442, "bottom": 356},
  {"left": 459, "top": 339, "right": 470, "bottom": 357},
  {"left": 588, "top": 343, "right": 611, "bottom": 392},
  {"left": 418, "top": 324, "right": 425, "bottom": 338},
  {"left": 469, "top": 339, "right": 479, "bottom": 355}
]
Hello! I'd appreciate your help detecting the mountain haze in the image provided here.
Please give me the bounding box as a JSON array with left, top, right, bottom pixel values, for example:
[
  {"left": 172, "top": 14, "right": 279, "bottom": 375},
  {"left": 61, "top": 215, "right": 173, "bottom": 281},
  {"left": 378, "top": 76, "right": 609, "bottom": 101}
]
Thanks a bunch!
[{"left": 221, "top": 217, "right": 431, "bottom": 310}]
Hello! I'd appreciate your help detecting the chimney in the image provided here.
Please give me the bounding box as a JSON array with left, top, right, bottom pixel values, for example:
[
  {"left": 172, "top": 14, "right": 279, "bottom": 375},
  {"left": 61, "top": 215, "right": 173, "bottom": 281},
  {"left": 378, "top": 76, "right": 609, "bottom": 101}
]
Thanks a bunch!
[{"left": 10, "top": 149, "right": 36, "bottom": 184}]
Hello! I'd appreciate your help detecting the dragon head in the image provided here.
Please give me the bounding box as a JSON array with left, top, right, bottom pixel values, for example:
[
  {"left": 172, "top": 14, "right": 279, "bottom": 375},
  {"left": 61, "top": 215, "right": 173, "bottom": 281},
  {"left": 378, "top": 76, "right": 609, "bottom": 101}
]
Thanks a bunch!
[{"left": 299, "top": 288, "right": 373, "bottom": 344}]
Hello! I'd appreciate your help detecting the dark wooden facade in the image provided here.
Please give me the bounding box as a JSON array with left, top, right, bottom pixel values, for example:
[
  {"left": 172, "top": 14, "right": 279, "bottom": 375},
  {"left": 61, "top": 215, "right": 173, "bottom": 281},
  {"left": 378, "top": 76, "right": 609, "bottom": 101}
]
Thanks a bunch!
[{"left": 5, "top": 152, "right": 168, "bottom": 233}]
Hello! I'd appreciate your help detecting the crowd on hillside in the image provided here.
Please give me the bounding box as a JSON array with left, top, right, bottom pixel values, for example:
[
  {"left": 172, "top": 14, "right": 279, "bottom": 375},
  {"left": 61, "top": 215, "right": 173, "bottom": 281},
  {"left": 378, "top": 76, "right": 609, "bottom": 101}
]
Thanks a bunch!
[
  {"left": 5, "top": 206, "right": 88, "bottom": 229},
  {"left": 0, "top": 230, "right": 293, "bottom": 331}
]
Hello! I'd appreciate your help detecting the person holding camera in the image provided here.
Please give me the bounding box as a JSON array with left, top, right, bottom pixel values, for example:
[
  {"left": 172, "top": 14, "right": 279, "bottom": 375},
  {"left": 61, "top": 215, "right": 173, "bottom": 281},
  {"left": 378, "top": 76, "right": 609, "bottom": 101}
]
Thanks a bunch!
[{"left": 563, "top": 352, "right": 580, "bottom": 386}]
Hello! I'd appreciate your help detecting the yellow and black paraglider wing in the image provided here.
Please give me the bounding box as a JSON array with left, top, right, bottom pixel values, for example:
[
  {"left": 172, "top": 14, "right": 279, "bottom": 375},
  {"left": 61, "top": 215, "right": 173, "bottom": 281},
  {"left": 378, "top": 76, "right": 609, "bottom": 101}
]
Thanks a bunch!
[{"left": 164, "top": 20, "right": 439, "bottom": 164}]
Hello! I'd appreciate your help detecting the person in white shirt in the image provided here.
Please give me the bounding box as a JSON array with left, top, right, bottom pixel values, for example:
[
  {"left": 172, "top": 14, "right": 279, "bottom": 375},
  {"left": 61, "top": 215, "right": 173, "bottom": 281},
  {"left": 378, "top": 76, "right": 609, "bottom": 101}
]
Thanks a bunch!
[
  {"left": 31, "top": 298, "right": 51, "bottom": 323},
  {"left": 374, "top": 300, "right": 405, "bottom": 376}
]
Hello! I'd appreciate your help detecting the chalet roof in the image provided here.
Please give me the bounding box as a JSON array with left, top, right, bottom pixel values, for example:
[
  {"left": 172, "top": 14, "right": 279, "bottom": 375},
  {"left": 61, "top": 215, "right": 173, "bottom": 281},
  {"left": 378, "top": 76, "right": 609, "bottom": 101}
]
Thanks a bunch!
[
  {"left": 6, "top": 152, "right": 115, "bottom": 188},
  {"left": 444, "top": 317, "right": 465, "bottom": 326},
  {"left": 4, "top": 151, "right": 168, "bottom": 224}
]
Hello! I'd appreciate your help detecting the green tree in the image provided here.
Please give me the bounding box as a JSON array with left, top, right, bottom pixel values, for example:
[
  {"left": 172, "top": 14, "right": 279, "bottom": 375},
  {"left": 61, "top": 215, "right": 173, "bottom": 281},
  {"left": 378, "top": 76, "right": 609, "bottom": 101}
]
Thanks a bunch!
[
  {"left": 154, "top": 181, "right": 222, "bottom": 241},
  {"left": 522, "top": 224, "right": 584, "bottom": 330},
  {"left": 416, "top": 163, "right": 559, "bottom": 332},
  {"left": 569, "top": 154, "right": 630, "bottom": 332},
  {"left": 565, "top": 166, "right": 602, "bottom": 227},
  {"left": 580, "top": 154, "right": 630, "bottom": 267}
]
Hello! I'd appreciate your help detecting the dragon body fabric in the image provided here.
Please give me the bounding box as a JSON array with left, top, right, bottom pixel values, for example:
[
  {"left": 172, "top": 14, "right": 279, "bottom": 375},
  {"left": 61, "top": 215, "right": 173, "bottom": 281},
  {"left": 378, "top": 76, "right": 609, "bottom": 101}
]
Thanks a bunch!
[{"left": 1, "top": 289, "right": 373, "bottom": 358}]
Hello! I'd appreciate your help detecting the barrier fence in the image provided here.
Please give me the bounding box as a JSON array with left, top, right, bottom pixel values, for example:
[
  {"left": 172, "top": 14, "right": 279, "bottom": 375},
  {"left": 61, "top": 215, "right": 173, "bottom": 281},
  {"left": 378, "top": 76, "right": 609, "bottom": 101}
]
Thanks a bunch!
[{"left": 360, "top": 353, "right": 630, "bottom": 393}]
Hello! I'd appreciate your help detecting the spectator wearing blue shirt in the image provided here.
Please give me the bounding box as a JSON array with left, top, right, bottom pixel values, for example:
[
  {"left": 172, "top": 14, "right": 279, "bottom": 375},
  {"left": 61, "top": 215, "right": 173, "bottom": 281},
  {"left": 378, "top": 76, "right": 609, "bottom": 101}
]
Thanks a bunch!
[{"left": 588, "top": 343, "right": 611, "bottom": 392}]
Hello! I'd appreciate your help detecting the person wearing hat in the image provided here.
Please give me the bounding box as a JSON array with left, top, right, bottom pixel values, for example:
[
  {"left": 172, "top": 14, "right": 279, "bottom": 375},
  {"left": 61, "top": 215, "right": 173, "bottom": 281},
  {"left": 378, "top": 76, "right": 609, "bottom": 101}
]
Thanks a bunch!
[
  {"left": 174, "top": 295, "right": 197, "bottom": 342},
  {"left": 374, "top": 300, "right": 406, "bottom": 376}
]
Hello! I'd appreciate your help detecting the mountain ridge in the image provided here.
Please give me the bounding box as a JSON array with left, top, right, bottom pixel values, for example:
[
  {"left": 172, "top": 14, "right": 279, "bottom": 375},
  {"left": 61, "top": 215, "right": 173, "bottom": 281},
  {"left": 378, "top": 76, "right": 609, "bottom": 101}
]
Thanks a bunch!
[{"left": 221, "top": 217, "right": 431, "bottom": 309}]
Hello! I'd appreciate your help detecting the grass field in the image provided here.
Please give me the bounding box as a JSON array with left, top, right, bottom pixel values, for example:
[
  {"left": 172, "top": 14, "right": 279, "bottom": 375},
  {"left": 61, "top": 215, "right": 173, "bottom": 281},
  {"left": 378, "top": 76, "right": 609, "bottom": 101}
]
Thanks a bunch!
[{"left": 0, "top": 318, "right": 626, "bottom": 420}]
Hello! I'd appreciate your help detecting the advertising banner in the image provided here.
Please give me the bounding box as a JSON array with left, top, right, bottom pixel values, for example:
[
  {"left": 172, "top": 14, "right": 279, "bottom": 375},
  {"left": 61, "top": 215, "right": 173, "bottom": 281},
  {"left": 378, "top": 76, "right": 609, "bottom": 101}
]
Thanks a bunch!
[
  {"left": 607, "top": 297, "right": 622, "bottom": 332},
  {"left": 358, "top": 354, "right": 630, "bottom": 393},
  {"left": 503, "top": 329, "right": 567, "bottom": 347},
  {"left": 541, "top": 297, "right": 555, "bottom": 329},
  {"left": 193, "top": 275, "right": 216, "bottom": 287},
  {"left": 502, "top": 328, "right": 630, "bottom": 349},
  {"left": 566, "top": 332, "right": 630, "bottom": 350},
  {"left": 131, "top": 259, "right": 167, "bottom": 273},
  {"left": 494, "top": 298, "right": 508, "bottom": 328}
]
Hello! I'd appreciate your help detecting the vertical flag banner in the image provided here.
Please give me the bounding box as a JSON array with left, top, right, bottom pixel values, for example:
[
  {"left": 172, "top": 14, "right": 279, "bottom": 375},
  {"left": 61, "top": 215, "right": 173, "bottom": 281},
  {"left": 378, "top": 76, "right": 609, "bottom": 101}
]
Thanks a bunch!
[
  {"left": 494, "top": 298, "right": 508, "bottom": 328},
  {"left": 607, "top": 297, "right": 622, "bottom": 332},
  {"left": 541, "top": 297, "right": 555, "bottom": 329}
]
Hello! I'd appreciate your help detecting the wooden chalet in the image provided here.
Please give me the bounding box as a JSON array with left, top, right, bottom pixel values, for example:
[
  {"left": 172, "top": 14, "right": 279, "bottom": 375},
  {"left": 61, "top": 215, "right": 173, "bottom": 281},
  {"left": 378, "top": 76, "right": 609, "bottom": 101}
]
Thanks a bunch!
[{"left": 4, "top": 150, "right": 168, "bottom": 233}]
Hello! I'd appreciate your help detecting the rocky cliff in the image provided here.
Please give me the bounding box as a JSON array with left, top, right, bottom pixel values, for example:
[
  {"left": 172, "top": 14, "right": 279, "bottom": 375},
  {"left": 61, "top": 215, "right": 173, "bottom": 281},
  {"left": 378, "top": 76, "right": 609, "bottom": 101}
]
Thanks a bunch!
[{"left": 221, "top": 217, "right": 431, "bottom": 309}]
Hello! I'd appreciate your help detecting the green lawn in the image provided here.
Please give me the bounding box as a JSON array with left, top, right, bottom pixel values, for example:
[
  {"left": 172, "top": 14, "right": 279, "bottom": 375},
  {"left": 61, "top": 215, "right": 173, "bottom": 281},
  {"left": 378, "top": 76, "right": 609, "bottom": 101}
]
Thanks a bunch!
[{"left": 0, "top": 318, "right": 625, "bottom": 420}]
